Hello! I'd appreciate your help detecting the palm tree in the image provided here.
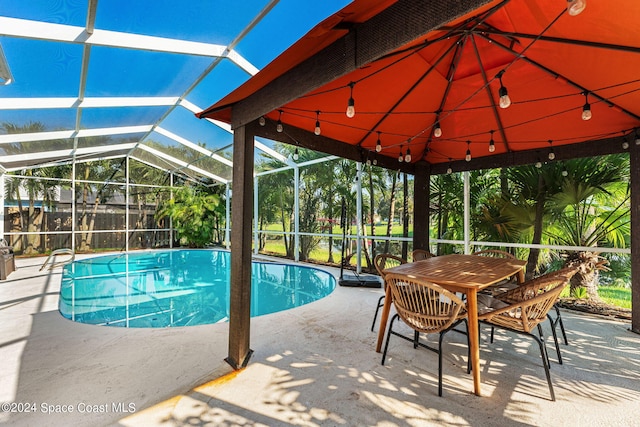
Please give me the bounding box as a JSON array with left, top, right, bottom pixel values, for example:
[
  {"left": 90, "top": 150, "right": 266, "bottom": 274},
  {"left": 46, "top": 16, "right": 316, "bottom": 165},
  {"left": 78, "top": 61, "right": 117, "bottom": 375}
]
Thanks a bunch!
[
  {"left": 255, "top": 146, "right": 294, "bottom": 256},
  {"left": 544, "top": 155, "right": 630, "bottom": 299},
  {"left": 75, "top": 157, "right": 125, "bottom": 252},
  {"left": 430, "top": 173, "right": 464, "bottom": 255},
  {"left": 155, "top": 185, "right": 221, "bottom": 248}
]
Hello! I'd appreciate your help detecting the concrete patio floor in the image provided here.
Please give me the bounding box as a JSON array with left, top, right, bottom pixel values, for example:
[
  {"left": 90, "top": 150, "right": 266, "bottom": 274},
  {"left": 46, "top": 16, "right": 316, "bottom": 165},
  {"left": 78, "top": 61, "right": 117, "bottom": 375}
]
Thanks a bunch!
[{"left": 1, "top": 253, "right": 639, "bottom": 427}]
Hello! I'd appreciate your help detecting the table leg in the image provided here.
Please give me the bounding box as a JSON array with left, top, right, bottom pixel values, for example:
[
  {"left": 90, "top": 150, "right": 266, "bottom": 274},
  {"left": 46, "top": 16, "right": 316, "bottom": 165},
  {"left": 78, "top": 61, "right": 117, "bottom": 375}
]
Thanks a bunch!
[
  {"left": 466, "top": 290, "right": 482, "bottom": 396},
  {"left": 517, "top": 268, "right": 525, "bottom": 284},
  {"left": 375, "top": 284, "right": 392, "bottom": 352}
]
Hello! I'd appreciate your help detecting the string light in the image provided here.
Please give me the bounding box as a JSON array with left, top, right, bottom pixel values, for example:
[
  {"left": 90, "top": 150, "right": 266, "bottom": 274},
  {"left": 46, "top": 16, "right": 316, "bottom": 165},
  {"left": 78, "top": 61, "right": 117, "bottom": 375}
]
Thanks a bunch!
[
  {"left": 258, "top": 116, "right": 266, "bottom": 126},
  {"left": 582, "top": 92, "right": 592, "bottom": 121},
  {"left": 548, "top": 140, "right": 555, "bottom": 160},
  {"left": 496, "top": 70, "right": 511, "bottom": 109},
  {"left": 622, "top": 136, "right": 630, "bottom": 150},
  {"left": 398, "top": 146, "right": 404, "bottom": 163},
  {"left": 535, "top": 160, "right": 542, "bottom": 168},
  {"left": 375, "top": 131, "right": 382, "bottom": 152},
  {"left": 346, "top": 82, "right": 355, "bottom": 118},
  {"left": 488, "top": 130, "right": 495, "bottom": 153},
  {"left": 276, "top": 110, "right": 283, "bottom": 133},
  {"left": 465, "top": 141, "right": 472, "bottom": 162},
  {"left": 405, "top": 147, "right": 412, "bottom": 162},
  {"left": 447, "top": 158, "right": 452, "bottom": 174},
  {"left": 433, "top": 114, "right": 442, "bottom": 138},
  {"left": 314, "top": 111, "right": 321, "bottom": 136},
  {"left": 562, "top": 162, "right": 569, "bottom": 177},
  {"left": 567, "top": 0, "right": 587, "bottom": 16}
]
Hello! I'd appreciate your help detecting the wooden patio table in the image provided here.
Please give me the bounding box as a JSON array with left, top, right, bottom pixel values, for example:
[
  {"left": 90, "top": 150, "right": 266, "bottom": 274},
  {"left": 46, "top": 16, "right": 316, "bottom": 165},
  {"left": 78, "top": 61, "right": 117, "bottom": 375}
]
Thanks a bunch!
[{"left": 377, "top": 253, "right": 526, "bottom": 396}]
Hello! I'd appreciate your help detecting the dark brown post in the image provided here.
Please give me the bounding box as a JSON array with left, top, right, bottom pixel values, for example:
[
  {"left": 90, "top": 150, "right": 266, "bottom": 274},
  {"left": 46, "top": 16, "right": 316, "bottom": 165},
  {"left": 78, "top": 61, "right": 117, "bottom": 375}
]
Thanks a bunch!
[
  {"left": 226, "top": 123, "right": 255, "bottom": 369},
  {"left": 631, "top": 143, "right": 640, "bottom": 334},
  {"left": 413, "top": 162, "right": 431, "bottom": 251}
]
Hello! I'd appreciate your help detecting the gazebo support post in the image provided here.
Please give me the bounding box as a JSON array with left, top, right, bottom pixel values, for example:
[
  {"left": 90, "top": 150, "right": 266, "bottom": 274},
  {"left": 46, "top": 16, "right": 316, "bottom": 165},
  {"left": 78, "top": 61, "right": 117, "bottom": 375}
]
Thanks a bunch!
[
  {"left": 226, "top": 122, "right": 255, "bottom": 369},
  {"left": 413, "top": 161, "right": 430, "bottom": 252},
  {"left": 631, "top": 143, "right": 640, "bottom": 334}
]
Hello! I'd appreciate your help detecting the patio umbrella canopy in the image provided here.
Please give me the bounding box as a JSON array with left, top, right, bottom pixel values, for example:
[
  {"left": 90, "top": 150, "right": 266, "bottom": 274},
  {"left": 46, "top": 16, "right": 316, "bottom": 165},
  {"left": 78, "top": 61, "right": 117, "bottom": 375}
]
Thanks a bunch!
[{"left": 199, "top": 0, "right": 640, "bottom": 170}]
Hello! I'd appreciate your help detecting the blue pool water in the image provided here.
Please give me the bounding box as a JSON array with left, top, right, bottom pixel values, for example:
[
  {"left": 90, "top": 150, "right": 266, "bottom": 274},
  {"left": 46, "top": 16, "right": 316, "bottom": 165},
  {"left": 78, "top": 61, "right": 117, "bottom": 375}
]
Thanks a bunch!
[{"left": 59, "top": 249, "right": 336, "bottom": 328}]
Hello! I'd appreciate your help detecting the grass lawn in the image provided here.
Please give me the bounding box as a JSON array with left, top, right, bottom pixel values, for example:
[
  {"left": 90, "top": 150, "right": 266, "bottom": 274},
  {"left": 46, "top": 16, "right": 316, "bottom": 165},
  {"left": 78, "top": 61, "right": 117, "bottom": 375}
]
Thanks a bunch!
[
  {"left": 560, "top": 285, "right": 630, "bottom": 308},
  {"left": 598, "top": 286, "right": 631, "bottom": 309}
]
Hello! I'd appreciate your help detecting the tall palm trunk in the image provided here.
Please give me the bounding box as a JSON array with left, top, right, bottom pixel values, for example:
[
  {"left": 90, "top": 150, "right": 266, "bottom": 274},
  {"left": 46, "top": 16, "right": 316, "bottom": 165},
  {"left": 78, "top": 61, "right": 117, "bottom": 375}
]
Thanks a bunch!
[
  {"left": 327, "top": 193, "right": 335, "bottom": 263},
  {"left": 384, "top": 172, "right": 398, "bottom": 254},
  {"left": 368, "top": 165, "right": 377, "bottom": 260},
  {"left": 401, "top": 173, "right": 409, "bottom": 259},
  {"left": 525, "top": 173, "right": 545, "bottom": 280}
]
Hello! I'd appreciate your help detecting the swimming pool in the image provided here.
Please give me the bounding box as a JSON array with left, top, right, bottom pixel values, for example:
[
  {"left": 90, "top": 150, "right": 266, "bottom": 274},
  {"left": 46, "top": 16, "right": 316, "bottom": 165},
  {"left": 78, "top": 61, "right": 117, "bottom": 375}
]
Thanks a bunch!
[{"left": 59, "top": 249, "right": 336, "bottom": 328}]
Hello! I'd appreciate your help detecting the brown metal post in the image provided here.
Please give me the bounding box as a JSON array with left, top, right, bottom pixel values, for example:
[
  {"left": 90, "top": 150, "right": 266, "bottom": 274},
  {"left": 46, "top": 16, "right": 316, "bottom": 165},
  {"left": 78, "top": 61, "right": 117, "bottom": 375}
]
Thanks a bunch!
[
  {"left": 630, "top": 143, "right": 640, "bottom": 334},
  {"left": 413, "top": 162, "right": 431, "bottom": 251},
  {"left": 226, "top": 123, "right": 255, "bottom": 369}
]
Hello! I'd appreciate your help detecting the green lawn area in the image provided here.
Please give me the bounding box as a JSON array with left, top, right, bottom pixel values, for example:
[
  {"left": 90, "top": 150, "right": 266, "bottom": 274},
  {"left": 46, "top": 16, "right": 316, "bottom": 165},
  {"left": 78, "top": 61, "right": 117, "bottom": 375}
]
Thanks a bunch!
[
  {"left": 558, "top": 285, "right": 630, "bottom": 308},
  {"left": 598, "top": 286, "right": 631, "bottom": 309}
]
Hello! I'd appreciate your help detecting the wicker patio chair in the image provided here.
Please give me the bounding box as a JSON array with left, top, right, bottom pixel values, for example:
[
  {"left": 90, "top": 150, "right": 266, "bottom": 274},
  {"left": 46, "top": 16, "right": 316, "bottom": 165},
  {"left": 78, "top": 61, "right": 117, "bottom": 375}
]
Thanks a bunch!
[
  {"left": 371, "top": 253, "right": 407, "bottom": 332},
  {"left": 381, "top": 273, "right": 471, "bottom": 396},
  {"left": 411, "top": 249, "right": 435, "bottom": 262},
  {"left": 492, "top": 266, "right": 579, "bottom": 363},
  {"left": 472, "top": 249, "right": 520, "bottom": 295},
  {"left": 477, "top": 274, "right": 570, "bottom": 401}
]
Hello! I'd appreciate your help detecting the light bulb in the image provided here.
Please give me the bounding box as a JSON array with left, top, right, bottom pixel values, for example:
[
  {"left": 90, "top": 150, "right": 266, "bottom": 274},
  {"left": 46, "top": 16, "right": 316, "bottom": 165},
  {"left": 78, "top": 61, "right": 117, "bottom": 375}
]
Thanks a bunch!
[
  {"left": 433, "top": 124, "right": 442, "bottom": 138},
  {"left": 488, "top": 139, "right": 495, "bottom": 153},
  {"left": 622, "top": 140, "right": 630, "bottom": 149},
  {"left": 375, "top": 140, "right": 382, "bottom": 152},
  {"left": 635, "top": 135, "right": 640, "bottom": 145},
  {"left": 447, "top": 166, "right": 452, "bottom": 174},
  {"left": 373, "top": 158, "right": 377, "bottom": 165},
  {"left": 258, "top": 116, "right": 266, "bottom": 126},
  {"left": 405, "top": 149, "right": 411, "bottom": 163},
  {"left": 346, "top": 97, "right": 355, "bottom": 118},
  {"left": 293, "top": 148, "right": 299, "bottom": 161},
  {"left": 398, "top": 152, "right": 403, "bottom": 162},
  {"left": 314, "top": 120, "right": 321, "bottom": 136},
  {"left": 276, "top": 121, "right": 283, "bottom": 132},
  {"left": 562, "top": 169, "right": 569, "bottom": 177},
  {"left": 582, "top": 103, "right": 592, "bottom": 121},
  {"left": 465, "top": 149, "right": 471, "bottom": 162},
  {"left": 366, "top": 158, "right": 371, "bottom": 166},
  {"left": 548, "top": 151, "right": 556, "bottom": 160},
  {"left": 535, "top": 161, "right": 542, "bottom": 168},
  {"left": 499, "top": 86, "right": 511, "bottom": 109},
  {"left": 567, "top": 0, "right": 586, "bottom": 16}
]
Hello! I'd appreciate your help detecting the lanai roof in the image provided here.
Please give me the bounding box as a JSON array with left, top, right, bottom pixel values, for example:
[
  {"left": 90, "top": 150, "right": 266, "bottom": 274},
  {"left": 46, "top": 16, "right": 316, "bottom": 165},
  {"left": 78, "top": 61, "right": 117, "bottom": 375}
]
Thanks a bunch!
[{"left": 0, "top": 0, "right": 352, "bottom": 184}]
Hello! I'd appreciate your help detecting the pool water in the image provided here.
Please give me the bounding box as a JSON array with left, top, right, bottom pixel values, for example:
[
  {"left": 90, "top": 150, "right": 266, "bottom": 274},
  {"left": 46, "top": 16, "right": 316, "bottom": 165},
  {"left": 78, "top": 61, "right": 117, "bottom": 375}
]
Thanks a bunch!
[{"left": 59, "top": 250, "right": 336, "bottom": 328}]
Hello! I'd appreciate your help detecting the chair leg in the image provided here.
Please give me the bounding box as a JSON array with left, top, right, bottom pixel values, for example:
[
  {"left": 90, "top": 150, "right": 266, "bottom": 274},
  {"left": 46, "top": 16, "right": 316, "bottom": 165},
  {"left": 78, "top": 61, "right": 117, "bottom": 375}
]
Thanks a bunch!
[
  {"left": 490, "top": 326, "right": 495, "bottom": 343},
  {"left": 537, "top": 324, "right": 551, "bottom": 369},
  {"left": 381, "top": 314, "right": 399, "bottom": 365},
  {"left": 531, "top": 331, "right": 556, "bottom": 401},
  {"left": 463, "top": 319, "right": 471, "bottom": 374},
  {"left": 438, "top": 331, "right": 445, "bottom": 397},
  {"left": 555, "top": 304, "right": 569, "bottom": 345},
  {"left": 547, "top": 315, "right": 564, "bottom": 365},
  {"left": 371, "top": 295, "right": 385, "bottom": 331}
]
